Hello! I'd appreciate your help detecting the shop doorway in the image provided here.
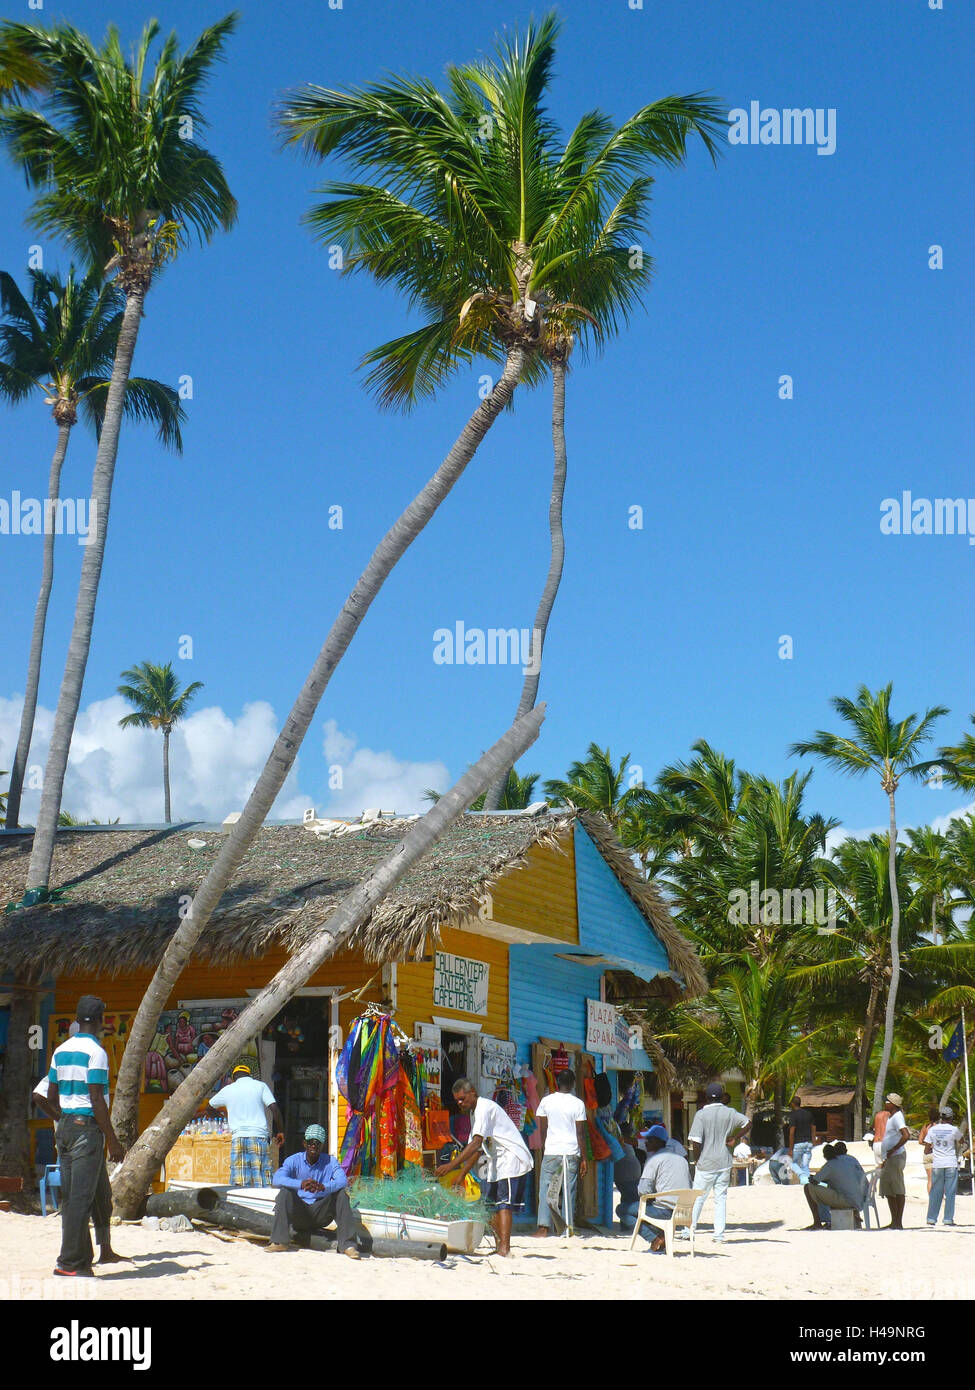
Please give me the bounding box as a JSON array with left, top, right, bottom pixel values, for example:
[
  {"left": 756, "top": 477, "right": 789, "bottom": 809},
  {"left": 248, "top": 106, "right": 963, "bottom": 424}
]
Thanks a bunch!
[
  {"left": 267, "top": 996, "right": 332, "bottom": 1153},
  {"left": 440, "top": 1029, "right": 478, "bottom": 1142}
]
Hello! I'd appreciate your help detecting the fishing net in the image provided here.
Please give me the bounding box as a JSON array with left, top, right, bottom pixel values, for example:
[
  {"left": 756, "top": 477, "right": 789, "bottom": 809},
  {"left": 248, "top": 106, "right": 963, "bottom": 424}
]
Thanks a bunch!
[{"left": 349, "top": 1170, "right": 490, "bottom": 1224}]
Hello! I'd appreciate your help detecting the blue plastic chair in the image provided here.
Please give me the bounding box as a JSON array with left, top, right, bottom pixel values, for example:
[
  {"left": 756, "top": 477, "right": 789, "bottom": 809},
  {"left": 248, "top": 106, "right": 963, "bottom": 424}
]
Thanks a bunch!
[{"left": 39, "top": 1163, "right": 61, "bottom": 1216}]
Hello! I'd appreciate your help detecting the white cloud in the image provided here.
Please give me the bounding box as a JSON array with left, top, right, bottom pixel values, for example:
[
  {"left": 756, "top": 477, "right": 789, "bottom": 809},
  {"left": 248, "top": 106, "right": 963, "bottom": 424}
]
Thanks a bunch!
[
  {"left": 320, "top": 718, "right": 448, "bottom": 818},
  {"left": 0, "top": 694, "right": 312, "bottom": 825},
  {"left": 0, "top": 698, "right": 451, "bottom": 827}
]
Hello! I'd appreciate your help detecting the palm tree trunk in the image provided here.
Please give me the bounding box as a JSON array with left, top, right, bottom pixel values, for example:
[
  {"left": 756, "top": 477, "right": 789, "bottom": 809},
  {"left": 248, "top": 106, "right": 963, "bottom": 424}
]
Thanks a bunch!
[
  {"left": 0, "top": 984, "right": 37, "bottom": 1183},
  {"left": 5, "top": 422, "right": 73, "bottom": 828},
  {"left": 483, "top": 356, "right": 566, "bottom": 811},
  {"left": 24, "top": 289, "right": 146, "bottom": 892},
  {"left": 872, "top": 792, "right": 901, "bottom": 1113},
  {"left": 854, "top": 982, "right": 880, "bottom": 1134},
  {"left": 110, "top": 346, "right": 527, "bottom": 1146},
  {"left": 110, "top": 702, "right": 544, "bottom": 1215},
  {"left": 162, "top": 726, "right": 171, "bottom": 824}
]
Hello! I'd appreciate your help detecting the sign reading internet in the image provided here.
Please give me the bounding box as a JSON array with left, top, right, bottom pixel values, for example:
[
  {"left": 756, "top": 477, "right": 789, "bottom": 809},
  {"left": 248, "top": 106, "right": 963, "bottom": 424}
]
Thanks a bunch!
[{"left": 433, "top": 951, "right": 489, "bottom": 1015}]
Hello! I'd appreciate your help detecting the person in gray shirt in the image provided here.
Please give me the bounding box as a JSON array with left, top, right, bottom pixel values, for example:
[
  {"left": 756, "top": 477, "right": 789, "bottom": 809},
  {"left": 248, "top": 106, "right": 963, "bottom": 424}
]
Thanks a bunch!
[
  {"left": 687, "top": 1082, "right": 750, "bottom": 1243},
  {"left": 637, "top": 1132, "right": 692, "bottom": 1252},
  {"left": 803, "top": 1141, "right": 867, "bottom": 1230}
]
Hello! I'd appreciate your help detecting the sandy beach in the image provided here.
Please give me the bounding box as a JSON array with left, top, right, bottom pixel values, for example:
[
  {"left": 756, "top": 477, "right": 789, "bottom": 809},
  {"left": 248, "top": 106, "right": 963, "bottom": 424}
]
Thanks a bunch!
[{"left": 3, "top": 1184, "right": 972, "bottom": 1303}]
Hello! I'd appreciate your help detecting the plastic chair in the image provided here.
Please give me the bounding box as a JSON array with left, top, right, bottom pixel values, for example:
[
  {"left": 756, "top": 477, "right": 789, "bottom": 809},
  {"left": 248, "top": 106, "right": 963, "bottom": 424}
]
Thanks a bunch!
[
  {"left": 860, "top": 1167, "right": 881, "bottom": 1231},
  {"left": 39, "top": 1163, "right": 61, "bottom": 1216},
  {"left": 629, "top": 1188, "right": 698, "bottom": 1256}
]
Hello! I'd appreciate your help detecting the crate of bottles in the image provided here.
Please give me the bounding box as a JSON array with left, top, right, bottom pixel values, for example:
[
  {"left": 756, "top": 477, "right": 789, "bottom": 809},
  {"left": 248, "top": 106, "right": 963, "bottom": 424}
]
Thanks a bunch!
[{"left": 166, "top": 1118, "right": 232, "bottom": 1186}]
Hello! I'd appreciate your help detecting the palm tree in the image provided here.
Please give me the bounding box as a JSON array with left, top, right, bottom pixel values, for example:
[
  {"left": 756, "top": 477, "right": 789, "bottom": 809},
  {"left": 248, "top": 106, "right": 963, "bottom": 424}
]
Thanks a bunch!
[
  {"left": 670, "top": 956, "right": 830, "bottom": 1119},
  {"left": 117, "top": 662, "right": 203, "bottom": 823},
  {"left": 790, "top": 685, "right": 949, "bottom": 1113},
  {"left": 0, "top": 15, "right": 237, "bottom": 894},
  {"left": 544, "top": 742, "right": 649, "bottom": 824},
  {"left": 0, "top": 32, "right": 47, "bottom": 102},
  {"left": 939, "top": 715, "right": 975, "bottom": 792},
  {"left": 904, "top": 826, "right": 957, "bottom": 945},
  {"left": 280, "top": 15, "right": 721, "bottom": 811},
  {"left": 1, "top": 266, "right": 184, "bottom": 828},
  {"left": 113, "top": 16, "right": 693, "bottom": 1144}
]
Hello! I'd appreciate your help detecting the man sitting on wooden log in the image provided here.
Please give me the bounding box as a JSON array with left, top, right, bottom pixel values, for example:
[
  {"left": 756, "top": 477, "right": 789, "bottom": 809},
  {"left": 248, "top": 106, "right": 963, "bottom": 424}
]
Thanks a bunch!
[{"left": 266, "top": 1125, "right": 360, "bottom": 1258}]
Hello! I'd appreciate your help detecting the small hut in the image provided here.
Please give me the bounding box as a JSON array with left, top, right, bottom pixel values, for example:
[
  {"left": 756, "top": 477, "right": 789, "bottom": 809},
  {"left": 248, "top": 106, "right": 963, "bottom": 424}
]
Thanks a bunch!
[{"left": 794, "top": 1085, "right": 856, "bottom": 1141}]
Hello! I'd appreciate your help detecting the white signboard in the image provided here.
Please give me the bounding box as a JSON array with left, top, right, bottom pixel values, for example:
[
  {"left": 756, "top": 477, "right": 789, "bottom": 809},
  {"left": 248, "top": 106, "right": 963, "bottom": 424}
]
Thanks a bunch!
[
  {"left": 587, "top": 999, "right": 634, "bottom": 1064},
  {"left": 433, "top": 951, "right": 490, "bottom": 1016},
  {"left": 586, "top": 998, "right": 620, "bottom": 1056}
]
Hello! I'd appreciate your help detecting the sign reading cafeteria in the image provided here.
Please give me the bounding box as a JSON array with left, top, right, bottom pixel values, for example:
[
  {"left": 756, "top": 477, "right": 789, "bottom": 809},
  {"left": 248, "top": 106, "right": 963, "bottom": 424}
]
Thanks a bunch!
[{"left": 433, "top": 950, "right": 490, "bottom": 1015}]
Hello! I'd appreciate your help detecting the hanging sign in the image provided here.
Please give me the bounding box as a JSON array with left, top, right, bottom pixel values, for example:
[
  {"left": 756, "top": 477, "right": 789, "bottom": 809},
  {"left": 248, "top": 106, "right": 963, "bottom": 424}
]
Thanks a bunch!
[
  {"left": 614, "top": 1013, "right": 633, "bottom": 1066},
  {"left": 586, "top": 999, "right": 619, "bottom": 1056},
  {"left": 433, "top": 951, "right": 489, "bottom": 1015}
]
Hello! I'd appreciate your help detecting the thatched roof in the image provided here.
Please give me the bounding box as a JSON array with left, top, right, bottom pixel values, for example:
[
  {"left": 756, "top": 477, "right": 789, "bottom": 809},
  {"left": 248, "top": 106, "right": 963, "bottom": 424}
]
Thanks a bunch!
[
  {"left": 796, "top": 1085, "right": 856, "bottom": 1109},
  {"left": 0, "top": 811, "right": 703, "bottom": 996}
]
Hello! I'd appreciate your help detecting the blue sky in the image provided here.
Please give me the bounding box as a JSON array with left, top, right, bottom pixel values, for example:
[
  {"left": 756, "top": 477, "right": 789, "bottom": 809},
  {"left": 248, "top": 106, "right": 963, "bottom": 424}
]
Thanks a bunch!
[{"left": 0, "top": 0, "right": 972, "bottom": 834}]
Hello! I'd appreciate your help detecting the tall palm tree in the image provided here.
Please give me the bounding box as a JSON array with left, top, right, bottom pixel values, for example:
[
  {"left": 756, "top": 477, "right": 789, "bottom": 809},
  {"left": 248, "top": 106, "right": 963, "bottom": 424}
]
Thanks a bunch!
[
  {"left": 0, "top": 15, "right": 237, "bottom": 894},
  {"left": 112, "top": 16, "right": 700, "bottom": 1144},
  {"left": 1, "top": 266, "right": 184, "bottom": 828},
  {"left": 117, "top": 662, "right": 203, "bottom": 823},
  {"left": 790, "top": 684, "right": 948, "bottom": 1113},
  {"left": 543, "top": 742, "right": 649, "bottom": 824}
]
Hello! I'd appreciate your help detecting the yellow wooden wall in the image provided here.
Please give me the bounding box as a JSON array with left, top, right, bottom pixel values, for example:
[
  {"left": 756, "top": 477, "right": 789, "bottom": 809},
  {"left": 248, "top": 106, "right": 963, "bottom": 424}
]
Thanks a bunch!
[
  {"left": 395, "top": 924, "right": 509, "bottom": 1038},
  {"left": 488, "top": 834, "right": 579, "bottom": 944}
]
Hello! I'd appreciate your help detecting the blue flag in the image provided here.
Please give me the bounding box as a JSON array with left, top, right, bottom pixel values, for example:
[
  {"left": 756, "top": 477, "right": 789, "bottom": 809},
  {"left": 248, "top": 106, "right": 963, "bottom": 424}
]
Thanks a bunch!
[{"left": 943, "top": 1020, "right": 964, "bottom": 1062}]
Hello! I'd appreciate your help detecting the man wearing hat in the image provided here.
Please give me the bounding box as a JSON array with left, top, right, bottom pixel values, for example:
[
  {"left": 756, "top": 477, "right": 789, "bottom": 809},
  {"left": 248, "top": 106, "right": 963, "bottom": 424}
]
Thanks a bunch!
[
  {"left": 46, "top": 996, "right": 125, "bottom": 1276},
  {"left": 878, "top": 1092, "right": 910, "bottom": 1230},
  {"left": 635, "top": 1127, "right": 692, "bottom": 1252},
  {"left": 687, "top": 1081, "right": 750, "bottom": 1244},
  {"left": 207, "top": 1062, "right": 283, "bottom": 1187},
  {"left": 268, "top": 1125, "right": 360, "bottom": 1258}
]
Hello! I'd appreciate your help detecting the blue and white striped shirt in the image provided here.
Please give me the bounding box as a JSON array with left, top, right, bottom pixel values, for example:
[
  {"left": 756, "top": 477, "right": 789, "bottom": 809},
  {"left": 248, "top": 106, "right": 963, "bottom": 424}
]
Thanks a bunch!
[{"left": 48, "top": 1032, "right": 110, "bottom": 1116}]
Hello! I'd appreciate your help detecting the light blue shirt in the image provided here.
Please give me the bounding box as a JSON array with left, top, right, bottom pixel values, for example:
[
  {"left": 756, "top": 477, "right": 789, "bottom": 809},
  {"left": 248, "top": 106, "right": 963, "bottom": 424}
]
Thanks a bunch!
[
  {"left": 210, "top": 1076, "right": 276, "bottom": 1138},
  {"left": 273, "top": 1151, "right": 348, "bottom": 1205}
]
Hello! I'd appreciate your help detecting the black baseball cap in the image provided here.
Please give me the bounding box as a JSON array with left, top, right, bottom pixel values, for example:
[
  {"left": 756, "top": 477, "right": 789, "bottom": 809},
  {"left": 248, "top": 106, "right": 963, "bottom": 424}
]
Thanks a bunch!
[
  {"left": 76, "top": 995, "right": 105, "bottom": 1022},
  {"left": 705, "top": 1082, "right": 725, "bottom": 1101}
]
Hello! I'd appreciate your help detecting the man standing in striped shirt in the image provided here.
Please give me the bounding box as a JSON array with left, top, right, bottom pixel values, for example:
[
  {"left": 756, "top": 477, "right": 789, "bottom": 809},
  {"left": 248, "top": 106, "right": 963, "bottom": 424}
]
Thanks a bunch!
[{"left": 48, "top": 995, "right": 125, "bottom": 1276}]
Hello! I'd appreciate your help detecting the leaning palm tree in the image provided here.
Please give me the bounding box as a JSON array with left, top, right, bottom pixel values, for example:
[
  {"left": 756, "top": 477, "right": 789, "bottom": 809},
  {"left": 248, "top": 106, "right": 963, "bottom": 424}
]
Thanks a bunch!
[
  {"left": 0, "top": 15, "right": 237, "bottom": 894},
  {"left": 113, "top": 16, "right": 705, "bottom": 1144},
  {"left": 117, "top": 662, "right": 203, "bottom": 823},
  {"left": 790, "top": 684, "right": 948, "bottom": 1113},
  {"left": 1, "top": 266, "right": 184, "bottom": 828}
]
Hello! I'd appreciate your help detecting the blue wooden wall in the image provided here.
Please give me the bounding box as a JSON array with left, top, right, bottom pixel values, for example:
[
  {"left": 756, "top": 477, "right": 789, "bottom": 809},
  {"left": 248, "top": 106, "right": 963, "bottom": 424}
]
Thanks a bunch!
[{"left": 573, "top": 824, "right": 673, "bottom": 979}]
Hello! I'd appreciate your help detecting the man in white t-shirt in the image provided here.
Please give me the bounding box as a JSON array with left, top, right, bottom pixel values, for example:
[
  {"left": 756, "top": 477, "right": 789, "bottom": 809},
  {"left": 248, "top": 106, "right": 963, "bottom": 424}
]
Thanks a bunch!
[
  {"left": 435, "top": 1077, "right": 532, "bottom": 1257},
  {"left": 878, "top": 1092, "right": 909, "bottom": 1230},
  {"left": 533, "top": 1069, "right": 588, "bottom": 1237},
  {"left": 924, "top": 1108, "right": 962, "bottom": 1227}
]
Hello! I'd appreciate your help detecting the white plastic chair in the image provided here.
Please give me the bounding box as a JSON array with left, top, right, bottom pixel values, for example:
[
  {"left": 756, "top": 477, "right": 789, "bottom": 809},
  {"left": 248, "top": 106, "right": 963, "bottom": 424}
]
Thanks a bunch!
[
  {"left": 628, "top": 1188, "right": 698, "bottom": 1256},
  {"left": 860, "top": 1167, "right": 881, "bottom": 1230}
]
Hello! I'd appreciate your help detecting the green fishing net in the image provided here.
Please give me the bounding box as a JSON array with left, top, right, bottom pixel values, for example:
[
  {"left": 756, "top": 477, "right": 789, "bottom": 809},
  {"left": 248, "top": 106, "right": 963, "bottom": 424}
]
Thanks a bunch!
[{"left": 349, "top": 1170, "right": 489, "bottom": 1223}]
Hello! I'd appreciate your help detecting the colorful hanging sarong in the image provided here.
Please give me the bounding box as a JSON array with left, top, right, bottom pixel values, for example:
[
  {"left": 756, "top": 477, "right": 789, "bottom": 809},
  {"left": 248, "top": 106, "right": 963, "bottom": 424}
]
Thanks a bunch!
[
  {"left": 337, "top": 1013, "right": 401, "bottom": 1176},
  {"left": 397, "top": 1055, "right": 423, "bottom": 1170}
]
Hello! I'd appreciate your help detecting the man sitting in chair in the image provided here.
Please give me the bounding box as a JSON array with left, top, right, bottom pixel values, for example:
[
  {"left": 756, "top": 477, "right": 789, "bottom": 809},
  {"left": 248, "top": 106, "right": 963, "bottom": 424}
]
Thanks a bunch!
[
  {"left": 802, "top": 1141, "right": 868, "bottom": 1230},
  {"left": 637, "top": 1128, "right": 691, "bottom": 1252}
]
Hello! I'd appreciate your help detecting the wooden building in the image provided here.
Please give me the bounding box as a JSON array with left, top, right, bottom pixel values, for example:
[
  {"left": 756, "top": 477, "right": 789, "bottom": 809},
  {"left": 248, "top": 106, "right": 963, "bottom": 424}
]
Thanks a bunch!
[{"left": 0, "top": 808, "right": 704, "bottom": 1223}]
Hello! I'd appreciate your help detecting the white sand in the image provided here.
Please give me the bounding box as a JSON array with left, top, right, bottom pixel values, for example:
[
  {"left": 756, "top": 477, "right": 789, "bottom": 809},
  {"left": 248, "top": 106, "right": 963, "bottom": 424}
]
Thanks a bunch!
[{"left": 2, "top": 1185, "right": 972, "bottom": 1302}]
